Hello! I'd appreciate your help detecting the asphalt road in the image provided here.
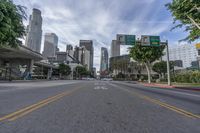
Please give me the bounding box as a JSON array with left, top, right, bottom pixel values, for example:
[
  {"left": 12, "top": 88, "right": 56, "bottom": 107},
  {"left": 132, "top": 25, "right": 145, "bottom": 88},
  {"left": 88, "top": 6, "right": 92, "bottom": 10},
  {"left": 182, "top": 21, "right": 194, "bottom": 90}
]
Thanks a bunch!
[{"left": 0, "top": 80, "right": 199, "bottom": 133}]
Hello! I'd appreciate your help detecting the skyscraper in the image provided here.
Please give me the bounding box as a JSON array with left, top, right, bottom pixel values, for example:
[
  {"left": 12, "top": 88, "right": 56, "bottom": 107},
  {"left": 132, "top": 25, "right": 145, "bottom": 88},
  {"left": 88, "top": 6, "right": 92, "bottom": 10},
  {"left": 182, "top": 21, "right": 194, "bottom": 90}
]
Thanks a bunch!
[
  {"left": 80, "top": 40, "right": 93, "bottom": 71},
  {"left": 110, "top": 40, "right": 120, "bottom": 57},
  {"left": 43, "top": 33, "right": 58, "bottom": 58},
  {"left": 73, "top": 46, "right": 80, "bottom": 63},
  {"left": 100, "top": 47, "right": 108, "bottom": 73},
  {"left": 66, "top": 44, "right": 74, "bottom": 57},
  {"left": 25, "top": 8, "right": 42, "bottom": 53},
  {"left": 73, "top": 46, "right": 90, "bottom": 70}
]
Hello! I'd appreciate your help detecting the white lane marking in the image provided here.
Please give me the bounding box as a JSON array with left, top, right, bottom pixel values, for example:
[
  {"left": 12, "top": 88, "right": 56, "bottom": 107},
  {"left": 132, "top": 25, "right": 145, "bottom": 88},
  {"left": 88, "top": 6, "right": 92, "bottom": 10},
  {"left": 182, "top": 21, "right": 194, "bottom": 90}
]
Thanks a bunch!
[
  {"left": 94, "top": 81, "right": 108, "bottom": 90},
  {"left": 94, "top": 86, "right": 101, "bottom": 90},
  {"left": 94, "top": 83, "right": 99, "bottom": 86},
  {"left": 101, "top": 86, "right": 108, "bottom": 90},
  {"left": 94, "top": 86, "right": 108, "bottom": 90}
]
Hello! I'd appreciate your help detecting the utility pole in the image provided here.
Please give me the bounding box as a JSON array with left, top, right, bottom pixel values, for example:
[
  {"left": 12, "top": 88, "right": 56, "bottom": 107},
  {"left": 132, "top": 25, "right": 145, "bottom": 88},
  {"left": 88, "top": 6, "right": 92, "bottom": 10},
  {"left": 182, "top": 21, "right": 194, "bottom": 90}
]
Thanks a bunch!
[{"left": 166, "top": 40, "right": 171, "bottom": 86}]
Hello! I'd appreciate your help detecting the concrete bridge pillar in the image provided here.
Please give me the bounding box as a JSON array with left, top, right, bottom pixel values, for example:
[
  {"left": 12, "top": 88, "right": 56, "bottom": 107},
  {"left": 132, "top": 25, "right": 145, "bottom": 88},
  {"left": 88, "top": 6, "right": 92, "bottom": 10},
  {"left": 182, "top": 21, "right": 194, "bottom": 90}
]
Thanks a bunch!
[
  {"left": 47, "top": 67, "right": 52, "bottom": 80},
  {"left": 28, "top": 59, "right": 34, "bottom": 74}
]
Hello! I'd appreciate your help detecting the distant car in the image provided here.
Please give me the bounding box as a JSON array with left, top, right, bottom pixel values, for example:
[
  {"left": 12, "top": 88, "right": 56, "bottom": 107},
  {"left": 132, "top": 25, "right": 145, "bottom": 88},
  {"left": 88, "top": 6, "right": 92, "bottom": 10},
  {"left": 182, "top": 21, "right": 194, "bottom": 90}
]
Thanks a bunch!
[
  {"left": 81, "top": 77, "right": 95, "bottom": 80},
  {"left": 51, "top": 77, "right": 59, "bottom": 80},
  {"left": 101, "top": 78, "right": 113, "bottom": 81},
  {"left": 81, "top": 77, "right": 87, "bottom": 80}
]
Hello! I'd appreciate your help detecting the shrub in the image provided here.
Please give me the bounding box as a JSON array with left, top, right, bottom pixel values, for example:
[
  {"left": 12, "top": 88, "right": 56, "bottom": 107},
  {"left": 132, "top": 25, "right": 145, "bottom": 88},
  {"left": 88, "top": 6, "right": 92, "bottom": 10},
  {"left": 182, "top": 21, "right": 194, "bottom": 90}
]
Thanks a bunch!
[{"left": 175, "top": 71, "right": 200, "bottom": 83}]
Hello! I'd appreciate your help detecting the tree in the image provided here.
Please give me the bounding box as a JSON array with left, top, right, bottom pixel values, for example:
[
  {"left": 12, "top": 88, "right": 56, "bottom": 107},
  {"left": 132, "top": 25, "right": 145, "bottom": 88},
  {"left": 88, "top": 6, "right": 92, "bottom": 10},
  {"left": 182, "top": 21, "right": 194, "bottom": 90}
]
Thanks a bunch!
[
  {"left": 152, "top": 61, "right": 174, "bottom": 78},
  {"left": 152, "top": 61, "right": 168, "bottom": 80},
  {"left": 153, "top": 61, "right": 167, "bottom": 75},
  {"left": 129, "top": 44, "right": 165, "bottom": 83},
  {"left": 75, "top": 66, "right": 88, "bottom": 78},
  {"left": 166, "top": 0, "right": 200, "bottom": 41},
  {"left": 0, "top": 0, "right": 27, "bottom": 48},
  {"left": 58, "top": 63, "right": 71, "bottom": 78}
]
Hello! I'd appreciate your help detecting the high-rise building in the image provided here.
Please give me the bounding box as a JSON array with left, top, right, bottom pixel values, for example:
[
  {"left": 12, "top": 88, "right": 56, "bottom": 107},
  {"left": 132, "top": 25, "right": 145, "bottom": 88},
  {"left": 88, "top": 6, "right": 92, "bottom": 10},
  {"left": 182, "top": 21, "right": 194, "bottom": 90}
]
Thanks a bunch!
[
  {"left": 79, "top": 40, "right": 93, "bottom": 71},
  {"left": 109, "top": 55, "right": 129, "bottom": 72},
  {"left": 163, "top": 44, "right": 198, "bottom": 68},
  {"left": 73, "top": 46, "right": 80, "bottom": 63},
  {"left": 66, "top": 45, "right": 74, "bottom": 57},
  {"left": 56, "top": 52, "right": 68, "bottom": 63},
  {"left": 100, "top": 47, "right": 108, "bottom": 73},
  {"left": 66, "top": 45, "right": 73, "bottom": 51},
  {"left": 73, "top": 46, "right": 90, "bottom": 70},
  {"left": 110, "top": 40, "right": 120, "bottom": 57},
  {"left": 43, "top": 33, "right": 58, "bottom": 58},
  {"left": 25, "top": 8, "right": 42, "bottom": 53}
]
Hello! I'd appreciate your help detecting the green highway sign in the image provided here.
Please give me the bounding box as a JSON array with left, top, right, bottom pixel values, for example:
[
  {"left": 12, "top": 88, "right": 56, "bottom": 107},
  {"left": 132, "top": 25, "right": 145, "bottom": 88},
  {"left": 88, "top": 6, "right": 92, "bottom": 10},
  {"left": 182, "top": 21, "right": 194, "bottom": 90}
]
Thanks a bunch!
[
  {"left": 141, "top": 35, "right": 160, "bottom": 46},
  {"left": 125, "top": 35, "right": 136, "bottom": 45},
  {"left": 150, "top": 36, "right": 160, "bottom": 46},
  {"left": 117, "top": 34, "right": 136, "bottom": 45}
]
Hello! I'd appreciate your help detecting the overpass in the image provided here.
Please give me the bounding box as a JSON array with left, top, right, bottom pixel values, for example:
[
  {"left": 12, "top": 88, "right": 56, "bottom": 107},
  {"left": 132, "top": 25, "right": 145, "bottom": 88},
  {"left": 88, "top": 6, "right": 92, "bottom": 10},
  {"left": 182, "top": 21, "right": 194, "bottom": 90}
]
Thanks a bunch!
[{"left": 0, "top": 44, "right": 57, "bottom": 80}]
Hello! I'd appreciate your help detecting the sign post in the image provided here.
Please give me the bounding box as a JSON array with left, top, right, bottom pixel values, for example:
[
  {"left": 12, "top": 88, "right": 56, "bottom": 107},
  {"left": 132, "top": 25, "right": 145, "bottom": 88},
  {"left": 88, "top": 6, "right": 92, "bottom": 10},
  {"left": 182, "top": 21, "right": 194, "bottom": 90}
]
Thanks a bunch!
[
  {"left": 165, "top": 40, "right": 171, "bottom": 86},
  {"left": 117, "top": 34, "right": 136, "bottom": 45},
  {"left": 141, "top": 35, "right": 160, "bottom": 46},
  {"left": 141, "top": 35, "right": 171, "bottom": 86},
  {"left": 116, "top": 34, "right": 171, "bottom": 85}
]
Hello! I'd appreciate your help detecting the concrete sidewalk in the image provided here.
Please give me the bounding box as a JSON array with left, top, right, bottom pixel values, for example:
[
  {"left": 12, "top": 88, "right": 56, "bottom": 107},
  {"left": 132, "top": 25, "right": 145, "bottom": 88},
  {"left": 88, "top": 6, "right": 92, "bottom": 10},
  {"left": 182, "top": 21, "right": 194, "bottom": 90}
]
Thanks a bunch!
[
  {"left": 142, "top": 83, "right": 200, "bottom": 91},
  {"left": 0, "top": 79, "right": 53, "bottom": 84}
]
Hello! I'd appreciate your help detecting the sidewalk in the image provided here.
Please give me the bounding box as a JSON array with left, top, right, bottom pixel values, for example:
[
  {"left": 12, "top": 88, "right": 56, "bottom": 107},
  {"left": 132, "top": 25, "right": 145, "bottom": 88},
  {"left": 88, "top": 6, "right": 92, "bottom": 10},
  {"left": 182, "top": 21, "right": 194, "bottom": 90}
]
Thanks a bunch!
[
  {"left": 0, "top": 79, "right": 52, "bottom": 83},
  {"left": 142, "top": 83, "right": 200, "bottom": 91}
]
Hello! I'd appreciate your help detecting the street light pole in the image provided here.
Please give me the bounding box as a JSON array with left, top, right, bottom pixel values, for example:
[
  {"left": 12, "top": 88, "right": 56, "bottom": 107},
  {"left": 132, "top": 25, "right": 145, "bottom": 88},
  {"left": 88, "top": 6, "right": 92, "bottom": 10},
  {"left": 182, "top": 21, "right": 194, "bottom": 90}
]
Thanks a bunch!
[{"left": 166, "top": 40, "right": 171, "bottom": 86}]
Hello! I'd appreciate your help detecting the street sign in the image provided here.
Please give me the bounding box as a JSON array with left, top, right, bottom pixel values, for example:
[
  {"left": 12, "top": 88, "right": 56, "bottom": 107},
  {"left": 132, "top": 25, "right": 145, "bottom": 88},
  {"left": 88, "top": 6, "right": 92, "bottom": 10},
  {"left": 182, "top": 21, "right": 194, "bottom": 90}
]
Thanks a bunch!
[
  {"left": 150, "top": 36, "right": 160, "bottom": 46},
  {"left": 141, "top": 35, "right": 150, "bottom": 46},
  {"left": 196, "top": 43, "right": 200, "bottom": 49},
  {"left": 141, "top": 35, "right": 160, "bottom": 46},
  {"left": 117, "top": 34, "right": 136, "bottom": 45}
]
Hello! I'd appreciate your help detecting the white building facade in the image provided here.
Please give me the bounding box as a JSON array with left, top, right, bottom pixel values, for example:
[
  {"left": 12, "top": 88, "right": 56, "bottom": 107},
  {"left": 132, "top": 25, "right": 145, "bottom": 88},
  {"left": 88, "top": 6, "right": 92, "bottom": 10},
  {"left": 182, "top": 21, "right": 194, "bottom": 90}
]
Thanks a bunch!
[
  {"left": 163, "top": 44, "right": 198, "bottom": 68},
  {"left": 79, "top": 40, "right": 93, "bottom": 71}
]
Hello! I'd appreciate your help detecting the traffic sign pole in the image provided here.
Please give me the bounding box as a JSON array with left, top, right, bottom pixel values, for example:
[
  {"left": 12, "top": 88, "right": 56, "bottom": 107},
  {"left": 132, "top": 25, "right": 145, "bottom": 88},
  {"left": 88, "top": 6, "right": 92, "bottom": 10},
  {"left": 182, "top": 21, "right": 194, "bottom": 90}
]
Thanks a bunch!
[
  {"left": 117, "top": 34, "right": 171, "bottom": 85},
  {"left": 165, "top": 40, "right": 171, "bottom": 86}
]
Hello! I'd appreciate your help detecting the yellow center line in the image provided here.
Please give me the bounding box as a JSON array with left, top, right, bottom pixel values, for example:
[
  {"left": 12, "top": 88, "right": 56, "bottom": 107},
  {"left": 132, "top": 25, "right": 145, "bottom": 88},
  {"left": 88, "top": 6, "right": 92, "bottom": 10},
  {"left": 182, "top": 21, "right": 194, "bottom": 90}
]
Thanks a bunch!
[
  {"left": 136, "top": 93, "right": 200, "bottom": 119},
  {"left": 0, "top": 87, "right": 81, "bottom": 122},
  {"left": 8, "top": 92, "right": 69, "bottom": 121},
  {"left": 0, "top": 92, "right": 66, "bottom": 122},
  {"left": 139, "top": 95, "right": 195, "bottom": 118},
  {"left": 111, "top": 84, "right": 200, "bottom": 119}
]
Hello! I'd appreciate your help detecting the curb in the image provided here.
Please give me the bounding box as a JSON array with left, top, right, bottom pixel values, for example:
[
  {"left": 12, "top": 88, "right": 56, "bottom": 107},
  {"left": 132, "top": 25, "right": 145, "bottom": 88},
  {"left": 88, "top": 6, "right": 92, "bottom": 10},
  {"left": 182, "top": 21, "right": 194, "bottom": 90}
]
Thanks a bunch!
[
  {"left": 142, "top": 83, "right": 200, "bottom": 91},
  {"left": 174, "top": 86, "right": 200, "bottom": 91},
  {"left": 142, "top": 83, "right": 175, "bottom": 88}
]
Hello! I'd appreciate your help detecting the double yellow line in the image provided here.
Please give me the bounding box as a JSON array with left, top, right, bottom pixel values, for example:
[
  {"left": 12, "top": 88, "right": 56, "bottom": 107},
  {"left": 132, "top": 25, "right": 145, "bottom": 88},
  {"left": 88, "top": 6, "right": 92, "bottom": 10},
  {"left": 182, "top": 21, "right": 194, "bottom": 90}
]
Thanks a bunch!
[
  {"left": 0, "top": 88, "right": 80, "bottom": 122},
  {"left": 139, "top": 95, "right": 200, "bottom": 119},
  {"left": 114, "top": 86, "right": 200, "bottom": 119}
]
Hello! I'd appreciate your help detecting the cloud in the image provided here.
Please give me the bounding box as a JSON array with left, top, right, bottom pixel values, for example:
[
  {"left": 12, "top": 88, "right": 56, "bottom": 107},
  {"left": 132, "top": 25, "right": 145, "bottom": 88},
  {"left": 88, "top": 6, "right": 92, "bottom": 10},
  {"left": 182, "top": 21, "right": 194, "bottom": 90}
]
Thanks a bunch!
[{"left": 13, "top": 0, "right": 180, "bottom": 70}]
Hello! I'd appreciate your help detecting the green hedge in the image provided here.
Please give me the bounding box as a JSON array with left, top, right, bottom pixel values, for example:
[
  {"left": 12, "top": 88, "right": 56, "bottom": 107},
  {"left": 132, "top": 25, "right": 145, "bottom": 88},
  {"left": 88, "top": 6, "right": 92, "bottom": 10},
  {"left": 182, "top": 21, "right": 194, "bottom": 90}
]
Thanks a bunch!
[{"left": 175, "top": 71, "right": 200, "bottom": 83}]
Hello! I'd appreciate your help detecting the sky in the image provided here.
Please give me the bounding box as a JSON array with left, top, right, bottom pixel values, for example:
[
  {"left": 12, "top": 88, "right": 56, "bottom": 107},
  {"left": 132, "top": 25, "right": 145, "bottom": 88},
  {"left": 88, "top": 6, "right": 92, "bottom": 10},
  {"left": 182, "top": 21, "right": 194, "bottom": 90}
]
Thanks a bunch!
[{"left": 13, "top": 0, "right": 196, "bottom": 70}]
